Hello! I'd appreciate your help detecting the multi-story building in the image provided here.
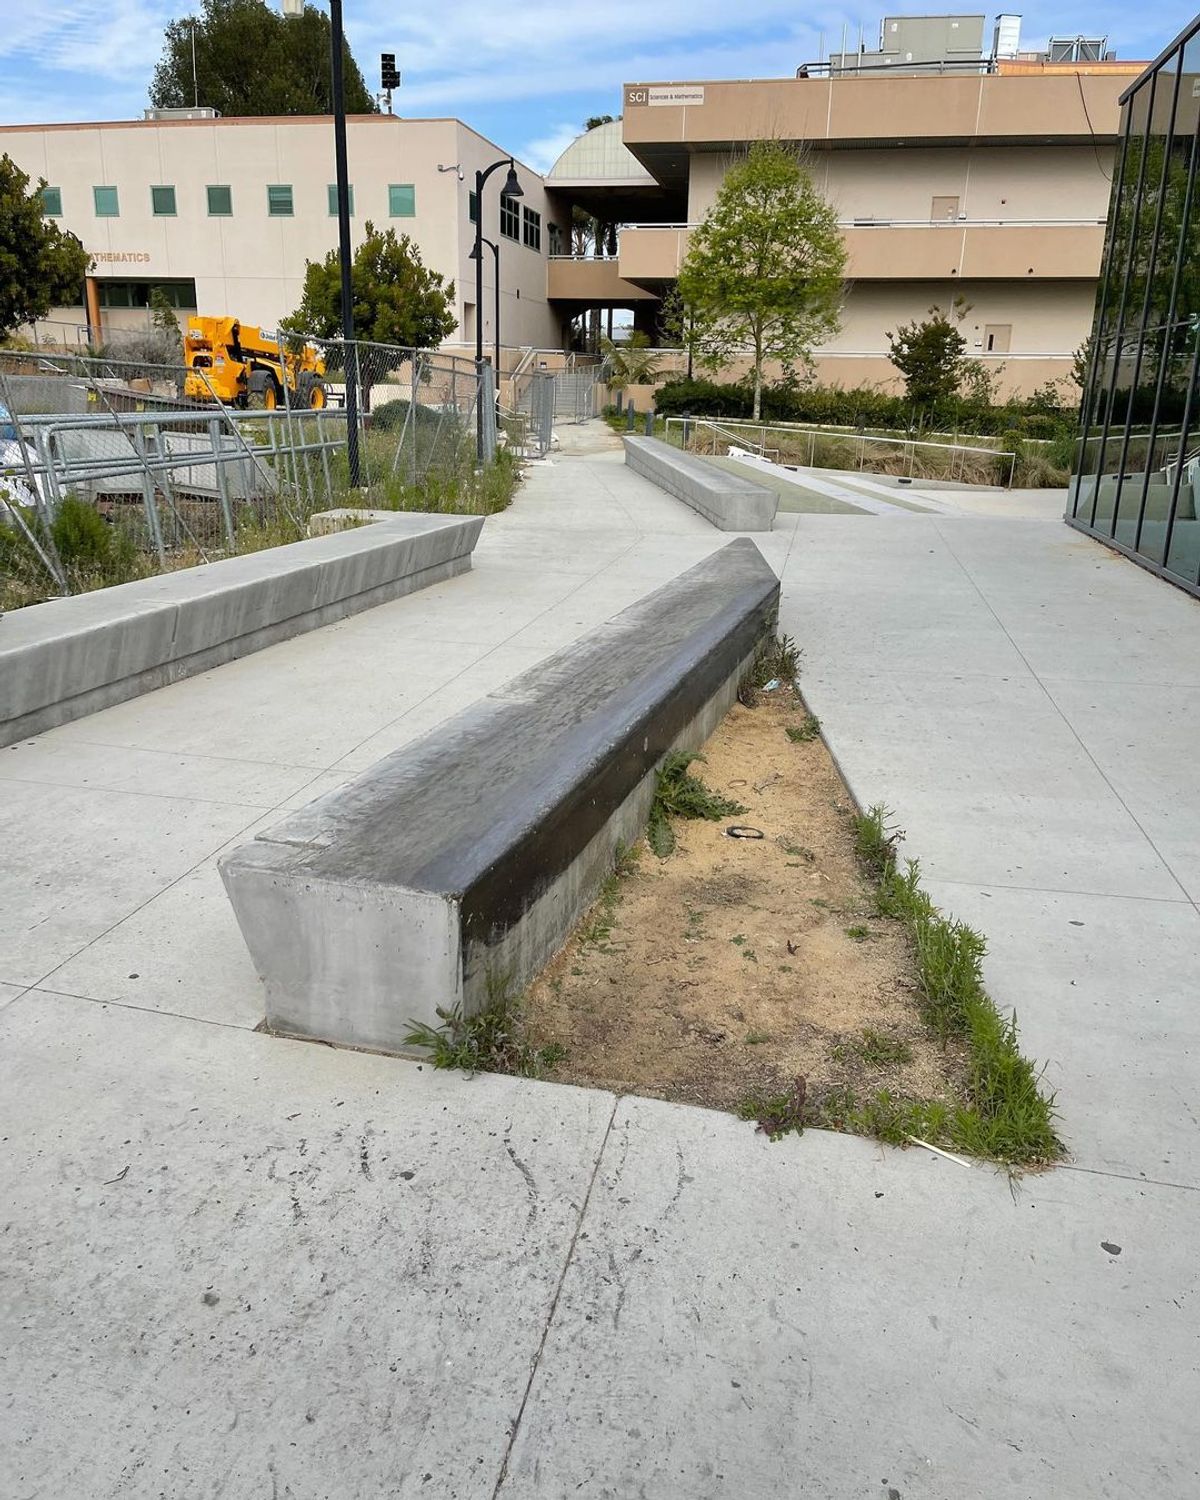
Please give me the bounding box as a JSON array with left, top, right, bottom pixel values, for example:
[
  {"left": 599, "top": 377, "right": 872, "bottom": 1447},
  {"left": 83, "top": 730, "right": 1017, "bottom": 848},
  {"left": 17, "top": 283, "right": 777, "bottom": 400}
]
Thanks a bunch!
[
  {"left": 0, "top": 111, "right": 566, "bottom": 356},
  {"left": 546, "top": 15, "right": 1146, "bottom": 396}
]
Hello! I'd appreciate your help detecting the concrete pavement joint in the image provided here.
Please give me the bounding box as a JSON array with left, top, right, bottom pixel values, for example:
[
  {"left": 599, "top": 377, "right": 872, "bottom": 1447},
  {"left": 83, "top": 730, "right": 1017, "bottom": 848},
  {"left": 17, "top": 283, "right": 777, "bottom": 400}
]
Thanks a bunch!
[
  {"left": 1057, "top": 1161, "right": 1200, "bottom": 1194},
  {"left": 0, "top": 770, "right": 278, "bottom": 813},
  {"left": 491, "top": 1095, "right": 620, "bottom": 1500},
  {"left": 934, "top": 520, "right": 1200, "bottom": 916},
  {"left": 12, "top": 986, "right": 262, "bottom": 1034}
]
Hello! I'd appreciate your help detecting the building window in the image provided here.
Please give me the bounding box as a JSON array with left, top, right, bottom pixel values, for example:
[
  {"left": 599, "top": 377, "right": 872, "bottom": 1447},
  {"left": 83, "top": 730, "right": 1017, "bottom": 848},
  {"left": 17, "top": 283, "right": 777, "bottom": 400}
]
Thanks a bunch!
[
  {"left": 388, "top": 183, "right": 415, "bottom": 217},
  {"left": 468, "top": 190, "right": 478, "bottom": 223},
  {"left": 41, "top": 186, "right": 62, "bottom": 217},
  {"left": 1068, "top": 18, "right": 1200, "bottom": 596},
  {"left": 983, "top": 324, "right": 1011, "bottom": 354},
  {"left": 93, "top": 186, "right": 119, "bottom": 217},
  {"left": 207, "top": 184, "right": 233, "bottom": 216},
  {"left": 151, "top": 185, "right": 177, "bottom": 216},
  {"left": 499, "top": 194, "right": 520, "bottom": 241},
  {"left": 97, "top": 279, "right": 197, "bottom": 310},
  {"left": 267, "top": 184, "right": 294, "bottom": 217},
  {"left": 328, "top": 183, "right": 355, "bottom": 216},
  {"left": 522, "top": 205, "right": 542, "bottom": 251}
]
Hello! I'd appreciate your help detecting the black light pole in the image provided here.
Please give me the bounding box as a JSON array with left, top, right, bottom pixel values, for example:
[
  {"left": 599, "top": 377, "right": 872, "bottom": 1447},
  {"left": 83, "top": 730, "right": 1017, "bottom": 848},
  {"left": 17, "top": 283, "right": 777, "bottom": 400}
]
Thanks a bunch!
[
  {"left": 473, "top": 157, "right": 522, "bottom": 462},
  {"left": 469, "top": 235, "right": 501, "bottom": 390},
  {"left": 328, "top": 0, "right": 361, "bottom": 486}
]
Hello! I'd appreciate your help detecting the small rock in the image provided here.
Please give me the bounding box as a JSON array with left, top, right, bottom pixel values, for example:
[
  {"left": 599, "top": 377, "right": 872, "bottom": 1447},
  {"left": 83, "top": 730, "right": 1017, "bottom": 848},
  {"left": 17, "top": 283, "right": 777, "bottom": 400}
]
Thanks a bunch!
[
  {"left": 1101, "top": 1241, "right": 1122, "bottom": 1256},
  {"left": 201, "top": 1291, "right": 220, "bottom": 1307}
]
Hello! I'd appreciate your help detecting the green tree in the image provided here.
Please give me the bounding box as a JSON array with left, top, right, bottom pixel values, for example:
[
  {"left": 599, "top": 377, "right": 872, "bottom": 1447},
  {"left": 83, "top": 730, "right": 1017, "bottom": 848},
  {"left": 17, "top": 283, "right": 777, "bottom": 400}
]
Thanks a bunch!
[
  {"left": 677, "top": 141, "right": 845, "bottom": 420},
  {"left": 283, "top": 222, "right": 457, "bottom": 348},
  {"left": 886, "top": 304, "right": 968, "bottom": 412},
  {"left": 601, "top": 330, "right": 661, "bottom": 391},
  {"left": 0, "top": 155, "right": 91, "bottom": 338},
  {"left": 658, "top": 282, "right": 700, "bottom": 379},
  {"left": 149, "top": 0, "right": 377, "bottom": 116}
]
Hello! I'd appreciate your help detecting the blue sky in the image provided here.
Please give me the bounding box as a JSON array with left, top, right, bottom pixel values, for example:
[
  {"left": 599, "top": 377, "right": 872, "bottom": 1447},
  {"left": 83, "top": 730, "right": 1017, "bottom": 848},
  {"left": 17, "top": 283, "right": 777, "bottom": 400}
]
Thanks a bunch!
[{"left": 0, "top": 2, "right": 1194, "bottom": 171}]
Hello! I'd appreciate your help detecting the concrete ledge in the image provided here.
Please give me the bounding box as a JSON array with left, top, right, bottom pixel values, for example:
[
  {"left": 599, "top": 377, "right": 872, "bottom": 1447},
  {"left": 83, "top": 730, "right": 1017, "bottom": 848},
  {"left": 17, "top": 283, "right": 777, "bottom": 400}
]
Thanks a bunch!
[
  {"left": 0, "top": 513, "right": 484, "bottom": 746},
  {"left": 624, "top": 436, "right": 778, "bottom": 531},
  {"left": 219, "top": 539, "right": 781, "bottom": 1053}
]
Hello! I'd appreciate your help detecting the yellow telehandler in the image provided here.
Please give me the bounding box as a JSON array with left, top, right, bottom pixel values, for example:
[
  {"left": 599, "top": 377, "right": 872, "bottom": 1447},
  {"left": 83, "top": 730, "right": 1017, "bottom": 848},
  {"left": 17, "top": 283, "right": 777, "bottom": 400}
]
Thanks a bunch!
[{"left": 182, "top": 316, "right": 328, "bottom": 410}]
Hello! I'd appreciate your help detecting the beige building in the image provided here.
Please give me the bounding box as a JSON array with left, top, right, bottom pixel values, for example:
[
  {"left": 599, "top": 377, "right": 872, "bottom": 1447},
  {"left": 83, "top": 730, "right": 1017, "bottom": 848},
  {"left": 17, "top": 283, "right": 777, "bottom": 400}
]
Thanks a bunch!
[
  {"left": 0, "top": 112, "right": 566, "bottom": 356},
  {"left": 546, "top": 21, "right": 1146, "bottom": 396}
]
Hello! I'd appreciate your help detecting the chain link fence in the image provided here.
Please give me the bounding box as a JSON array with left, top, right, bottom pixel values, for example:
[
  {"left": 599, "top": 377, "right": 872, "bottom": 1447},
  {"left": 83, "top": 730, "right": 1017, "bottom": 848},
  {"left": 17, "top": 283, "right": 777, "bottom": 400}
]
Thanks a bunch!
[{"left": 0, "top": 338, "right": 500, "bottom": 611}]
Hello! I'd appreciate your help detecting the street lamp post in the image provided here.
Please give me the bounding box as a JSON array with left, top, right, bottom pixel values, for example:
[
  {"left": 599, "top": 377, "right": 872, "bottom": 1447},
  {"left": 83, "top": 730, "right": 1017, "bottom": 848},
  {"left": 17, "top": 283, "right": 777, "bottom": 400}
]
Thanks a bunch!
[
  {"left": 468, "top": 234, "right": 501, "bottom": 393},
  {"left": 472, "top": 157, "right": 522, "bottom": 463},
  {"left": 282, "top": 0, "right": 360, "bottom": 486}
]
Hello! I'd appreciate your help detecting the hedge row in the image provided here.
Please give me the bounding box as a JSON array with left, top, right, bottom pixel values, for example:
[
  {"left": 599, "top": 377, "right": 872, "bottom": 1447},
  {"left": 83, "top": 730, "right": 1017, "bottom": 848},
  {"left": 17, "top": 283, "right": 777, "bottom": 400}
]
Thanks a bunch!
[{"left": 650, "top": 377, "right": 1078, "bottom": 441}]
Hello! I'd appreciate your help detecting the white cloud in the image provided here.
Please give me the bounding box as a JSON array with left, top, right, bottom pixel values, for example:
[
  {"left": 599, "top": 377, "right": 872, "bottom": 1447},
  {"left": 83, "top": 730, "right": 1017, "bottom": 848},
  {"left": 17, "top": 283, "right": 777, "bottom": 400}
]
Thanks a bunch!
[{"left": 519, "top": 122, "right": 584, "bottom": 175}]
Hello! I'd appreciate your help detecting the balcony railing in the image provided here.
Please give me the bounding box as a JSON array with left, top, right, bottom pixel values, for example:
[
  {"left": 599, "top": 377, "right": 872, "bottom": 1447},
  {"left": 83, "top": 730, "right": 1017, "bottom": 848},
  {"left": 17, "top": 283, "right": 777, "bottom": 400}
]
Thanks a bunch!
[{"left": 548, "top": 216, "right": 1106, "bottom": 260}]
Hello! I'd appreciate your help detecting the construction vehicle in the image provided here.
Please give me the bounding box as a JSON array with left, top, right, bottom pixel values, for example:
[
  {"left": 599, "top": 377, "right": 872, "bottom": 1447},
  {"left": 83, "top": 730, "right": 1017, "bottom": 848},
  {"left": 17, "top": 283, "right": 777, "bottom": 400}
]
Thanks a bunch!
[{"left": 182, "top": 316, "right": 329, "bottom": 410}]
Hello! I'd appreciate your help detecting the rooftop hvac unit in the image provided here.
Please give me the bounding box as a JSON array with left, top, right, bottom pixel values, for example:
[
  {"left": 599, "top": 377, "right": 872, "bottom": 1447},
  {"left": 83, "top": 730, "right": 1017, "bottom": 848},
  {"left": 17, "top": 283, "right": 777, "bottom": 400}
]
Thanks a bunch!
[
  {"left": 992, "top": 13, "right": 1022, "bottom": 59},
  {"left": 143, "top": 107, "right": 221, "bottom": 120},
  {"left": 1047, "top": 35, "right": 1108, "bottom": 63}
]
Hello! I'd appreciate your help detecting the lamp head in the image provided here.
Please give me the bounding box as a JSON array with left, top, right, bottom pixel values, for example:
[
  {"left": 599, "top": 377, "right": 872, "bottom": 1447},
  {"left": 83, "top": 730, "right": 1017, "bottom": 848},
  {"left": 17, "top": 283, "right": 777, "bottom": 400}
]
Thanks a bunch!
[
  {"left": 502, "top": 163, "right": 523, "bottom": 198},
  {"left": 280, "top": 0, "right": 303, "bottom": 15}
]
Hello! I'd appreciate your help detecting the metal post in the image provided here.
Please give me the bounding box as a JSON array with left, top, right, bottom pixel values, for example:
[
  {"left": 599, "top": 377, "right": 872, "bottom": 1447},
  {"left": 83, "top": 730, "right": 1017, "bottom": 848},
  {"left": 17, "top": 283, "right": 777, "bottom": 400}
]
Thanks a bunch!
[
  {"left": 644, "top": 409, "right": 654, "bottom": 437},
  {"left": 209, "top": 417, "right": 236, "bottom": 547},
  {"left": 626, "top": 404, "right": 636, "bottom": 431},
  {"left": 330, "top": 0, "right": 361, "bottom": 488}
]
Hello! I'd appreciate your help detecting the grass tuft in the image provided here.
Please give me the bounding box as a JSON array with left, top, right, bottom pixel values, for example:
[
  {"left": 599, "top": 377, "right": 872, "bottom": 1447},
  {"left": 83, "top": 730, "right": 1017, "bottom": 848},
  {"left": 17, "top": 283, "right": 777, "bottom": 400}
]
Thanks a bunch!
[
  {"left": 844, "top": 805, "right": 1062, "bottom": 1166},
  {"left": 404, "top": 988, "right": 566, "bottom": 1080},
  {"left": 647, "top": 752, "right": 747, "bottom": 858},
  {"left": 786, "top": 717, "right": 821, "bottom": 743},
  {"left": 739, "top": 632, "right": 802, "bottom": 705}
]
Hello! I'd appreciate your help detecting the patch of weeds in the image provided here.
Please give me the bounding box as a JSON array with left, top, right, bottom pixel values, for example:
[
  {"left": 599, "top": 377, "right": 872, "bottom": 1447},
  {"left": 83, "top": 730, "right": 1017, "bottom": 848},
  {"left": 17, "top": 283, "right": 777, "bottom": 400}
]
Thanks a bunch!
[
  {"left": 780, "top": 839, "right": 816, "bottom": 861},
  {"left": 739, "top": 632, "right": 802, "bottom": 706},
  {"left": 683, "top": 904, "right": 707, "bottom": 939},
  {"left": 786, "top": 717, "right": 821, "bottom": 744},
  {"left": 578, "top": 841, "right": 638, "bottom": 948},
  {"left": 846, "top": 805, "right": 1062, "bottom": 1166},
  {"left": 647, "top": 751, "right": 747, "bottom": 858},
  {"left": 405, "top": 987, "right": 566, "bottom": 1080},
  {"left": 810, "top": 897, "right": 831, "bottom": 909},
  {"left": 738, "top": 1076, "right": 808, "bottom": 1139},
  {"left": 744, "top": 1030, "right": 773, "bottom": 1045},
  {"left": 844, "top": 924, "right": 872, "bottom": 942},
  {"left": 856, "top": 1028, "right": 913, "bottom": 1067},
  {"left": 741, "top": 947, "right": 758, "bottom": 963},
  {"left": 730, "top": 933, "right": 746, "bottom": 946}
]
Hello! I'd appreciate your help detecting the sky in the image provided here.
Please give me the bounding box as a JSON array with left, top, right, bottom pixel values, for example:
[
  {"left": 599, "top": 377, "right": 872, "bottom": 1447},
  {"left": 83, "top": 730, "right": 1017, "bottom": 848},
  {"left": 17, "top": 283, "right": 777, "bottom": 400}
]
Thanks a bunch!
[{"left": 0, "top": 1, "right": 1195, "bottom": 172}]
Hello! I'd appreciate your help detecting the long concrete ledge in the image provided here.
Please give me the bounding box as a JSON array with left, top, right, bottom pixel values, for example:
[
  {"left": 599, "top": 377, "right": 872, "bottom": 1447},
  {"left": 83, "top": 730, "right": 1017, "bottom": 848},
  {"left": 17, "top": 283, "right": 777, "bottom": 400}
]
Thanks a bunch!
[
  {"left": 219, "top": 539, "right": 781, "bottom": 1053},
  {"left": 624, "top": 435, "right": 778, "bottom": 531},
  {"left": 0, "top": 513, "right": 484, "bottom": 746}
]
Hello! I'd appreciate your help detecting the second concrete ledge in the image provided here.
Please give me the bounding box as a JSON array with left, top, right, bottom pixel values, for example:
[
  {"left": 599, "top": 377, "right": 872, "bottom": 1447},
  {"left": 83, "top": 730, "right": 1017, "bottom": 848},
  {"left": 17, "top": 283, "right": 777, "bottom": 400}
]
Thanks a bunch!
[
  {"left": 220, "top": 539, "right": 781, "bottom": 1053},
  {"left": 624, "top": 435, "right": 778, "bottom": 531},
  {"left": 0, "top": 512, "right": 484, "bottom": 746}
]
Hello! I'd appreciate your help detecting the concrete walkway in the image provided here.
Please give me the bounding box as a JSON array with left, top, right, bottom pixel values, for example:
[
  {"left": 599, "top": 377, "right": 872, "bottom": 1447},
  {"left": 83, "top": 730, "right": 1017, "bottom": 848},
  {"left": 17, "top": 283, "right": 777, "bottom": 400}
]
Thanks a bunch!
[{"left": 2, "top": 425, "right": 1198, "bottom": 1498}]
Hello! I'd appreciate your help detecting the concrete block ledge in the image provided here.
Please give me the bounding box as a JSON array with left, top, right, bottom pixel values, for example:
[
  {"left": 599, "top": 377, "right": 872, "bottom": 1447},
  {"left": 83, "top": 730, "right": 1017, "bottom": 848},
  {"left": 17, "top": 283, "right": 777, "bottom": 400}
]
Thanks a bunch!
[
  {"left": 0, "top": 513, "right": 484, "bottom": 746},
  {"left": 624, "top": 435, "right": 778, "bottom": 531},
  {"left": 219, "top": 539, "right": 781, "bottom": 1053}
]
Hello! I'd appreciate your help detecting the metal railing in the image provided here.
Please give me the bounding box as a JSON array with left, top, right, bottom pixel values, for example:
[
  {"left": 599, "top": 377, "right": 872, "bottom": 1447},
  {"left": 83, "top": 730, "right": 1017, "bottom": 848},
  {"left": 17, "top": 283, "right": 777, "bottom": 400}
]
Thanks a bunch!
[
  {"left": 664, "top": 415, "right": 1018, "bottom": 487},
  {"left": 0, "top": 339, "right": 502, "bottom": 606}
]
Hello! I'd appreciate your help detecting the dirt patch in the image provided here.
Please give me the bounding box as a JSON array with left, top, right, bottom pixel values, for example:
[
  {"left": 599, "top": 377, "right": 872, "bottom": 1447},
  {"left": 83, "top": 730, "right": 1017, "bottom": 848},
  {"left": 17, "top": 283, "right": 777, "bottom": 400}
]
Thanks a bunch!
[{"left": 524, "top": 693, "right": 968, "bottom": 1116}]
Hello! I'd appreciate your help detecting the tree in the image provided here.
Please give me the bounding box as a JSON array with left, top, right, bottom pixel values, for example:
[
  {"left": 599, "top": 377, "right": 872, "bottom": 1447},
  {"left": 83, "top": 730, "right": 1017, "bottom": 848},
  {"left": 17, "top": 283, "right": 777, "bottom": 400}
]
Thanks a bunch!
[
  {"left": 886, "top": 304, "right": 968, "bottom": 412},
  {"left": 0, "top": 155, "right": 91, "bottom": 339},
  {"left": 601, "top": 331, "right": 661, "bottom": 391},
  {"left": 283, "top": 222, "right": 456, "bottom": 349},
  {"left": 658, "top": 282, "right": 701, "bottom": 379},
  {"left": 149, "top": 0, "right": 377, "bottom": 117},
  {"left": 677, "top": 141, "right": 845, "bottom": 420}
]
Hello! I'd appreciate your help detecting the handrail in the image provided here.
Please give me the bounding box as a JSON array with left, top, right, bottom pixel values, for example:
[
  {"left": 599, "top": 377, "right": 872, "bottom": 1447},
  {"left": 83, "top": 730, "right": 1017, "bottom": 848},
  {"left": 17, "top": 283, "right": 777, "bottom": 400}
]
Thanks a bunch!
[{"left": 665, "top": 415, "right": 1018, "bottom": 488}]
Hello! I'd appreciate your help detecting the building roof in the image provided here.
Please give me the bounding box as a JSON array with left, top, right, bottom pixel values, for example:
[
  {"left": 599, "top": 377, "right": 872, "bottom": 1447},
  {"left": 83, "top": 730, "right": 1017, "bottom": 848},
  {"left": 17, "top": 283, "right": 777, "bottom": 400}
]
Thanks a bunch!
[{"left": 546, "top": 120, "right": 655, "bottom": 185}]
